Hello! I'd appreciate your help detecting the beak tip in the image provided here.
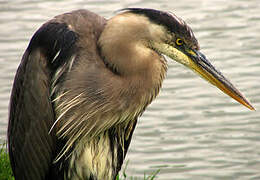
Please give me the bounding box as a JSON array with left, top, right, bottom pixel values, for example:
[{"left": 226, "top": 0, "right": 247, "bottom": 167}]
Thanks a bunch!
[
  {"left": 248, "top": 105, "right": 256, "bottom": 111},
  {"left": 242, "top": 100, "right": 255, "bottom": 111}
]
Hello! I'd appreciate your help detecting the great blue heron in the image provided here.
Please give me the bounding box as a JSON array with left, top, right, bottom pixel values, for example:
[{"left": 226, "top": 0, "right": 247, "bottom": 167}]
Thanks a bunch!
[{"left": 8, "top": 8, "right": 254, "bottom": 180}]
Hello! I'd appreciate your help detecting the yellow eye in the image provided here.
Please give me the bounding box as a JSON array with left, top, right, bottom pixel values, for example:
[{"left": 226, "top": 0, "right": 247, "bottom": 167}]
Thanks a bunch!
[{"left": 176, "top": 38, "right": 183, "bottom": 46}]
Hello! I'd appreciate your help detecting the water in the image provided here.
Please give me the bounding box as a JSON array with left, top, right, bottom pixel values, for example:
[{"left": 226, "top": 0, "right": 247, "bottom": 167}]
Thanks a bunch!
[{"left": 0, "top": 0, "right": 259, "bottom": 179}]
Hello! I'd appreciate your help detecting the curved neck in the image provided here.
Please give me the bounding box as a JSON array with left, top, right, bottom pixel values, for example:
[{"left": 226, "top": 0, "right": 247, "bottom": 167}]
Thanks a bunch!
[
  {"left": 98, "top": 12, "right": 167, "bottom": 77},
  {"left": 98, "top": 12, "right": 168, "bottom": 113}
]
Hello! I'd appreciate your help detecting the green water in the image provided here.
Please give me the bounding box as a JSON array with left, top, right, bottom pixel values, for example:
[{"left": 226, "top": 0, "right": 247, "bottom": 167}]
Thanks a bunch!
[{"left": 0, "top": 0, "right": 259, "bottom": 179}]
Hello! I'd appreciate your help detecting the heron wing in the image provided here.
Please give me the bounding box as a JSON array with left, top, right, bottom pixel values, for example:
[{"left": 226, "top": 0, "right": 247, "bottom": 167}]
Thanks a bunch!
[{"left": 8, "top": 15, "right": 79, "bottom": 179}]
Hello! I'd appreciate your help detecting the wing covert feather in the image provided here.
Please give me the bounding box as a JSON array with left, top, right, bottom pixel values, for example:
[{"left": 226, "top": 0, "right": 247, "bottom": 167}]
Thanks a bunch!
[{"left": 8, "top": 11, "right": 80, "bottom": 179}]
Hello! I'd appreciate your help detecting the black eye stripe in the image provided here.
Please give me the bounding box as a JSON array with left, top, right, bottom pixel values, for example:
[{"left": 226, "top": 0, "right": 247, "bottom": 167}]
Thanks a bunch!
[{"left": 121, "top": 8, "right": 200, "bottom": 50}]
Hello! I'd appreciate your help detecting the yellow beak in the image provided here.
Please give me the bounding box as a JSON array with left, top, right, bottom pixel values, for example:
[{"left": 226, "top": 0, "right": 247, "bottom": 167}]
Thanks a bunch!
[{"left": 165, "top": 45, "right": 255, "bottom": 110}]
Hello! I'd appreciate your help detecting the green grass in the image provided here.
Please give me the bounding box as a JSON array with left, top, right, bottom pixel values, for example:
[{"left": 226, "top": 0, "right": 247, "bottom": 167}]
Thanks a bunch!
[
  {"left": 117, "top": 160, "right": 160, "bottom": 180},
  {"left": 0, "top": 144, "right": 14, "bottom": 180},
  {"left": 0, "top": 144, "right": 159, "bottom": 180}
]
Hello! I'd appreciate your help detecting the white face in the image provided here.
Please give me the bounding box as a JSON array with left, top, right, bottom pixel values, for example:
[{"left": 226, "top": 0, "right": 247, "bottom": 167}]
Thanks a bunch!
[{"left": 148, "top": 34, "right": 192, "bottom": 68}]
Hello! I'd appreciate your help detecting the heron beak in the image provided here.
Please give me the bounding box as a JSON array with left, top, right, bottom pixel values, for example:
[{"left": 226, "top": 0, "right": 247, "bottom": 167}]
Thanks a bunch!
[
  {"left": 182, "top": 49, "right": 255, "bottom": 110},
  {"left": 152, "top": 42, "right": 254, "bottom": 110}
]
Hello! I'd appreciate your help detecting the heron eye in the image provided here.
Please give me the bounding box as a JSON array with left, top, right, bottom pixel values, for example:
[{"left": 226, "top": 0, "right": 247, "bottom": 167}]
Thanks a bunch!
[{"left": 176, "top": 38, "right": 183, "bottom": 46}]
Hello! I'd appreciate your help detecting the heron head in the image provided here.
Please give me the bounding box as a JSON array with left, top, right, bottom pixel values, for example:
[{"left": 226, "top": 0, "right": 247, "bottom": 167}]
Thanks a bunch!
[{"left": 120, "top": 8, "right": 254, "bottom": 110}]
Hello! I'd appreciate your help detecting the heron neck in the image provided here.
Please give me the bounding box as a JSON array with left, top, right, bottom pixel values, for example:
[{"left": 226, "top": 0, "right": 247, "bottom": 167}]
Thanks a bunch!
[{"left": 98, "top": 13, "right": 168, "bottom": 96}]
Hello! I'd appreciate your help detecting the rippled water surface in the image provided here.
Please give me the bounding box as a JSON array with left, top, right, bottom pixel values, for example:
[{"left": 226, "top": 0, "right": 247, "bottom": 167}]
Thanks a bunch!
[{"left": 0, "top": 0, "right": 260, "bottom": 179}]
